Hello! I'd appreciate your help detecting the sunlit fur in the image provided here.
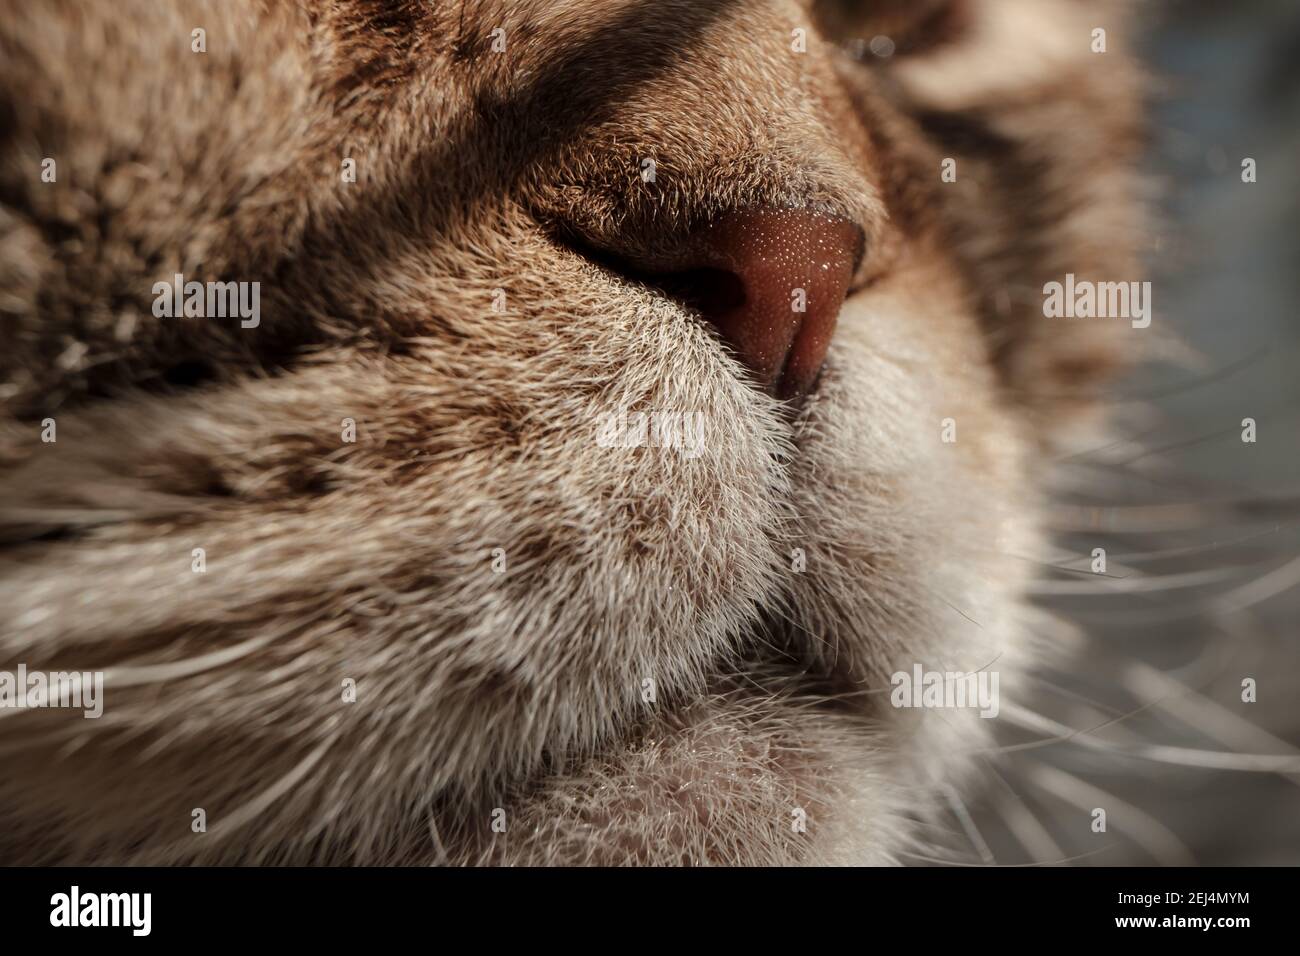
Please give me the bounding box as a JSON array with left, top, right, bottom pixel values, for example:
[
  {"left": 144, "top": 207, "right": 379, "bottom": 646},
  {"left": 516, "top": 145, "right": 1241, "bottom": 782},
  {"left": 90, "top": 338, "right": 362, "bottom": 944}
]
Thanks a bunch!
[{"left": 0, "top": 0, "right": 1142, "bottom": 864}]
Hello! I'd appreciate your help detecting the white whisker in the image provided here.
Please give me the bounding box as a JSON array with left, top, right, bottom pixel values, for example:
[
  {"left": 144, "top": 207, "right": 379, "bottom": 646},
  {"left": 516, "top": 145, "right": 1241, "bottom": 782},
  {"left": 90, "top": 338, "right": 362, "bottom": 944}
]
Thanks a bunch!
[
  {"left": 1022, "top": 762, "right": 1196, "bottom": 866},
  {"left": 1002, "top": 703, "right": 1300, "bottom": 772}
]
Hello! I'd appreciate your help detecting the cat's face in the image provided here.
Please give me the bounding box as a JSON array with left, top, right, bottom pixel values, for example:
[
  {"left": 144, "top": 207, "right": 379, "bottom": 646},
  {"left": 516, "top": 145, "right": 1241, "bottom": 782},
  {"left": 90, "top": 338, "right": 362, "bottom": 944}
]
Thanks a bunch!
[{"left": 0, "top": 0, "right": 1142, "bottom": 863}]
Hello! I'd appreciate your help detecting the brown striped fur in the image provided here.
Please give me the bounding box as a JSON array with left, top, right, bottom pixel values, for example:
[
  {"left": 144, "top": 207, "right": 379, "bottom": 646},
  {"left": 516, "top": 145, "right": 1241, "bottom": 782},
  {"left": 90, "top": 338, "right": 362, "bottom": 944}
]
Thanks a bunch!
[{"left": 0, "top": 0, "right": 1142, "bottom": 864}]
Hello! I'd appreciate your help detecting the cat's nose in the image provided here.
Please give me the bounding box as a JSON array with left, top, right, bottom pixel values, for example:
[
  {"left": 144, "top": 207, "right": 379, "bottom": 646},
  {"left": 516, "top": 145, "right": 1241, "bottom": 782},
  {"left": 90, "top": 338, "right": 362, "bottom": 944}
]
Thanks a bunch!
[{"left": 683, "top": 209, "right": 863, "bottom": 399}]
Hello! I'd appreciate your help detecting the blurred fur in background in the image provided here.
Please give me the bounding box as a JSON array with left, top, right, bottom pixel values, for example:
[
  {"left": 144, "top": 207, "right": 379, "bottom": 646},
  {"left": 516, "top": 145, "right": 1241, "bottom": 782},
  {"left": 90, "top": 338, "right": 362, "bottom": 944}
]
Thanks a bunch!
[{"left": 966, "top": 0, "right": 1300, "bottom": 866}]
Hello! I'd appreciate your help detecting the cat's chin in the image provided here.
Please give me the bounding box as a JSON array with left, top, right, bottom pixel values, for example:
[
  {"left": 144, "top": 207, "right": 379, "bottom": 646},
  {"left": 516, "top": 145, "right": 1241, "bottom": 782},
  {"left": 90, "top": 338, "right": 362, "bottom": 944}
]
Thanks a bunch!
[{"left": 467, "top": 657, "right": 913, "bottom": 866}]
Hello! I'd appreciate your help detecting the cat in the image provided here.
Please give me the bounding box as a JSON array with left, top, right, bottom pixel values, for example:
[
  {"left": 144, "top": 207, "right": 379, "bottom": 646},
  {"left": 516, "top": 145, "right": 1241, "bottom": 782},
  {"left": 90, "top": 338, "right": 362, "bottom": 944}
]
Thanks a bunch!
[{"left": 0, "top": 0, "right": 1143, "bottom": 864}]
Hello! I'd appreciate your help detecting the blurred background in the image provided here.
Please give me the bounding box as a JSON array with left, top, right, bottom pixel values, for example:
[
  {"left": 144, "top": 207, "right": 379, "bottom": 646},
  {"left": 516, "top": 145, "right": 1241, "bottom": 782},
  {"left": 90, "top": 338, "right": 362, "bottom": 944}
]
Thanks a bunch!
[{"left": 963, "top": 0, "right": 1300, "bottom": 866}]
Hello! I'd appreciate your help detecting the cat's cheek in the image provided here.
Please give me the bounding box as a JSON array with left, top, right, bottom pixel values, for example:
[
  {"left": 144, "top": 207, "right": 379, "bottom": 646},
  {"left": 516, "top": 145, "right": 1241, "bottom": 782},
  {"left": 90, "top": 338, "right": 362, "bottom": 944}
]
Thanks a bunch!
[{"left": 781, "top": 265, "right": 1040, "bottom": 730}]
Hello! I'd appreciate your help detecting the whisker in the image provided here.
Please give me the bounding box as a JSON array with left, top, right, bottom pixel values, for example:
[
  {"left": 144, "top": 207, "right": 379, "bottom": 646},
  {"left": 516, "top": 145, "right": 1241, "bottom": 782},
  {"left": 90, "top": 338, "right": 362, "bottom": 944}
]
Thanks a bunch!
[
  {"left": 1112, "top": 423, "right": 1255, "bottom": 466},
  {"left": 938, "top": 778, "right": 996, "bottom": 865},
  {"left": 1112, "top": 344, "right": 1277, "bottom": 402},
  {"left": 1081, "top": 524, "right": 1290, "bottom": 564},
  {"left": 1116, "top": 660, "right": 1300, "bottom": 790},
  {"left": 982, "top": 761, "right": 1067, "bottom": 864},
  {"left": 1026, "top": 565, "right": 1254, "bottom": 595},
  {"left": 1046, "top": 496, "right": 1300, "bottom": 533},
  {"left": 1212, "top": 554, "right": 1300, "bottom": 613},
  {"left": 975, "top": 695, "right": 1170, "bottom": 757},
  {"left": 1021, "top": 762, "right": 1196, "bottom": 865},
  {"left": 101, "top": 633, "right": 278, "bottom": 687},
  {"left": 1024, "top": 674, "right": 1131, "bottom": 720},
  {"left": 143, "top": 741, "right": 333, "bottom": 863},
  {"left": 896, "top": 846, "right": 1116, "bottom": 867},
  {"left": 1002, "top": 703, "right": 1300, "bottom": 772}
]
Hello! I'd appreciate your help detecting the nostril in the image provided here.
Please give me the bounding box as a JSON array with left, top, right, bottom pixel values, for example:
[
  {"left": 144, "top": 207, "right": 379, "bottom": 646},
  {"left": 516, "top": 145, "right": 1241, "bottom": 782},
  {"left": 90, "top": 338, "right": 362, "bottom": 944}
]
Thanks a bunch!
[
  {"left": 685, "top": 209, "right": 863, "bottom": 399},
  {"left": 553, "top": 232, "right": 750, "bottom": 327},
  {"left": 556, "top": 208, "right": 862, "bottom": 399},
  {"left": 649, "top": 267, "right": 747, "bottom": 320}
]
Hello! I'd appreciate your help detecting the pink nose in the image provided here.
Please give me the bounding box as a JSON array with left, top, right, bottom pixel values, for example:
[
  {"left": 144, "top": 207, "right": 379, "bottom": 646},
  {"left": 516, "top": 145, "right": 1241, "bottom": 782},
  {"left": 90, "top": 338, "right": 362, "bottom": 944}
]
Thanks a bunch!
[{"left": 683, "top": 209, "right": 862, "bottom": 398}]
